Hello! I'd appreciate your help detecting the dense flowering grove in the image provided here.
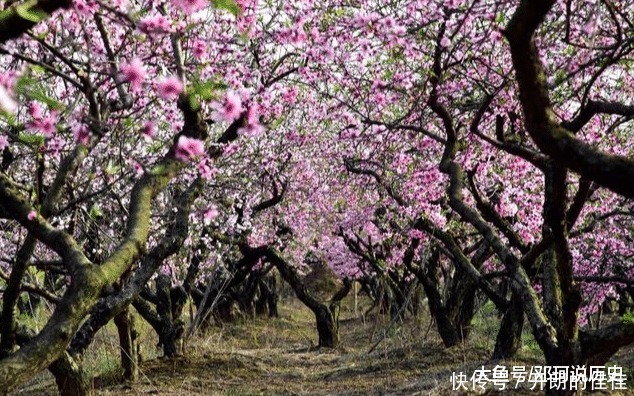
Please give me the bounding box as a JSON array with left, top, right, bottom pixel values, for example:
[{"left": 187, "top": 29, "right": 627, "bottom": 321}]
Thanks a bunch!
[{"left": 0, "top": 0, "right": 632, "bottom": 393}]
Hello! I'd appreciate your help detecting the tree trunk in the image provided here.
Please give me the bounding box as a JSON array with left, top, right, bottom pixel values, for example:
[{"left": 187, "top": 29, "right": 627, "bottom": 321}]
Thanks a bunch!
[
  {"left": 49, "top": 352, "right": 91, "bottom": 396},
  {"left": 429, "top": 299, "right": 460, "bottom": 347},
  {"left": 155, "top": 276, "right": 185, "bottom": 357},
  {"left": 114, "top": 307, "right": 138, "bottom": 382},
  {"left": 315, "top": 305, "right": 338, "bottom": 348},
  {"left": 492, "top": 292, "right": 524, "bottom": 359},
  {"left": 453, "top": 284, "right": 477, "bottom": 341},
  {"left": 264, "top": 276, "right": 279, "bottom": 317},
  {"left": 132, "top": 295, "right": 184, "bottom": 358},
  {"left": 417, "top": 270, "right": 462, "bottom": 347},
  {"left": 0, "top": 235, "right": 37, "bottom": 357},
  {"left": 264, "top": 247, "right": 351, "bottom": 349},
  {"left": 255, "top": 287, "right": 267, "bottom": 316},
  {"left": 255, "top": 275, "right": 279, "bottom": 317},
  {"left": 543, "top": 350, "right": 578, "bottom": 396}
]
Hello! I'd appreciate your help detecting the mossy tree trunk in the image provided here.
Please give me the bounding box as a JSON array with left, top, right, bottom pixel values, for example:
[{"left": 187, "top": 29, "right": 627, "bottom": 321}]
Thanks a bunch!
[{"left": 0, "top": 93, "right": 210, "bottom": 391}]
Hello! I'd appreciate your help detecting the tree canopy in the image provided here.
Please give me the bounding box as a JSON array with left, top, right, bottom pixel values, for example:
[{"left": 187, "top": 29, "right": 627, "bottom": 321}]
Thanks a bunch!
[{"left": 0, "top": 0, "right": 632, "bottom": 393}]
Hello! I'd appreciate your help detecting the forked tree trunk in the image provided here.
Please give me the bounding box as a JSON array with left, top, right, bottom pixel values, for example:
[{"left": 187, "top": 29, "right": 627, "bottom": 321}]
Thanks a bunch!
[{"left": 133, "top": 290, "right": 185, "bottom": 359}]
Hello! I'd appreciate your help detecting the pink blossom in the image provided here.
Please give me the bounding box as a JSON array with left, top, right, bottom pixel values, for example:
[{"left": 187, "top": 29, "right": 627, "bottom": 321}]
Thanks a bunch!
[
  {"left": 141, "top": 121, "right": 156, "bottom": 139},
  {"left": 0, "top": 135, "right": 8, "bottom": 150},
  {"left": 74, "top": 0, "right": 98, "bottom": 15},
  {"left": 27, "top": 111, "right": 59, "bottom": 138},
  {"left": 120, "top": 58, "right": 147, "bottom": 92},
  {"left": 174, "top": 136, "right": 205, "bottom": 161},
  {"left": 211, "top": 91, "right": 243, "bottom": 122},
  {"left": 237, "top": 104, "right": 264, "bottom": 137},
  {"left": 281, "top": 87, "right": 298, "bottom": 104},
  {"left": 310, "top": 27, "right": 321, "bottom": 41},
  {"left": 130, "top": 159, "right": 144, "bottom": 175},
  {"left": 568, "top": 62, "right": 579, "bottom": 73},
  {"left": 0, "top": 86, "right": 16, "bottom": 114},
  {"left": 38, "top": 117, "right": 57, "bottom": 138},
  {"left": 277, "top": 25, "right": 307, "bottom": 44},
  {"left": 172, "top": 0, "right": 208, "bottom": 14},
  {"left": 44, "top": 137, "right": 63, "bottom": 155},
  {"left": 157, "top": 76, "right": 184, "bottom": 100},
  {"left": 222, "top": 142, "right": 239, "bottom": 156},
  {"left": 197, "top": 158, "right": 217, "bottom": 180},
  {"left": 192, "top": 40, "right": 207, "bottom": 59},
  {"left": 28, "top": 102, "right": 43, "bottom": 118},
  {"left": 583, "top": 18, "right": 597, "bottom": 36},
  {"left": 72, "top": 123, "right": 90, "bottom": 145},
  {"left": 27, "top": 210, "right": 37, "bottom": 221},
  {"left": 138, "top": 15, "right": 171, "bottom": 35},
  {"left": 203, "top": 205, "right": 219, "bottom": 224},
  {"left": 440, "top": 36, "right": 451, "bottom": 48},
  {"left": 0, "top": 72, "right": 18, "bottom": 90}
]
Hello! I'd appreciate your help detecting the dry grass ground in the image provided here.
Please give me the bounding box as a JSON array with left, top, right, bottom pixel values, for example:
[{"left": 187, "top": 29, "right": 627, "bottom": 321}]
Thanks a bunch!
[{"left": 12, "top": 295, "right": 634, "bottom": 395}]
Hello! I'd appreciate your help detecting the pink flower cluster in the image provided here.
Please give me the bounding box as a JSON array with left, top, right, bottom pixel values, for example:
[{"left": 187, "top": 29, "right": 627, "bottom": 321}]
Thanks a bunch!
[
  {"left": 138, "top": 15, "right": 171, "bottom": 35},
  {"left": 211, "top": 91, "right": 244, "bottom": 122},
  {"left": 197, "top": 157, "right": 218, "bottom": 180},
  {"left": 175, "top": 136, "right": 205, "bottom": 162},
  {"left": 203, "top": 205, "right": 219, "bottom": 224},
  {"left": 119, "top": 58, "right": 147, "bottom": 92},
  {"left": 26, "top": 103, "right": 58, "bottom": 138},
  {"left": 74, "top": 0, "right": 99, "bottom": 15},
  {"left": 192, "top": 40, "right": 207, "bottom": 59},
  {"left": 172, "top": 0, "right": 208, "bottom": 14},
  {"left": 157, "top": 76, "right": 184, "bottom": 101},
  {"left": 237, "top": 104, "right": 264, "bottom": 136},
  {"left": 0, "top": 71, "right": 18, "bottom": 114},
  {"left": 72, "top": 122, "right": 90, "bottom": 145},
  {"left": 141, "top": 121, "right": 156, "bottom": 139},
  {"left": 0, "top": 86, "right": 16, "bottom": 114}
]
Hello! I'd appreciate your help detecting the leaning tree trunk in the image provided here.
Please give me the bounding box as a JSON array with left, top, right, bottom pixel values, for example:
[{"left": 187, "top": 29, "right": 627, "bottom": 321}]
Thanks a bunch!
[{"left": 311, "top": 280, "right": 352, "bottom": 348}]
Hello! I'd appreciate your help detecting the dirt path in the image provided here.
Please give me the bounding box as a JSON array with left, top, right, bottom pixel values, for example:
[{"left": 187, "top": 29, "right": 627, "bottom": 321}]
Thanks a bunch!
[
  {"left": 91, "top": 301, "right": 490, "bottom": 395},
  {"left": 13, "top": 298, "right": 634, "bottom": 395}
]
